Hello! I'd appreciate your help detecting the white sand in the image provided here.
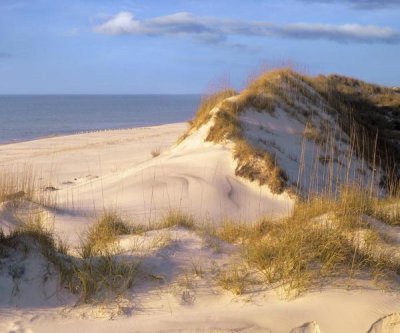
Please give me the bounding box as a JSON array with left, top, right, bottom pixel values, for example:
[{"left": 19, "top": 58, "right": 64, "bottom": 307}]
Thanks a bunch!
[
  {"left": 1, "top": 225, "right": 400, "bottom": 333},
  {"left": 1, "top": 123, "right": 400, "bottom": 332},
  {"left": 0, "top": 122, "right": 293, "bottom": 244}
]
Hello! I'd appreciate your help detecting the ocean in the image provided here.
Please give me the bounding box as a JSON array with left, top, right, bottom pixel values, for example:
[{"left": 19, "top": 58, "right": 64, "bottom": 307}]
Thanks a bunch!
[{"left": 0, "top": 95, "right": 201, "bottom": 144}]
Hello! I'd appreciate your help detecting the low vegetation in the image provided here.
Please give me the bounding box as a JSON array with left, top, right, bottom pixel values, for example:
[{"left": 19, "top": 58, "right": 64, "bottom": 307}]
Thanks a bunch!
[
  {"left": 79, "top": 210, "right": 131, "bottom": 258},
  {"left": 1, "top": 183, "right": 400, "bottom": 303},
  {"left": 0, "top": 212, "right": 138, "bottom": 304},
  {"left": 233, "top": 138, "right": 288, "bottom": 193},
  {"left": 180, "top": 67, "right": 400, "bottom": 195},
  {"left": 0, "top": 165, "right": 36, "bottom": 203},
  {"left": 189, "top": 89, "right": 237, "bottom": 131},
  {"left": 0, "top": 165, "right": 58, "bottom": 208},
  {"left": 217, "top": 264, "right": 254, "bottom": 296},
  {"left": 151, "top": 147, "right": 161, "bottom": 158},
  {"left": 212, "top": 186, "right": 400, "bottom": 298},
  {"left": 72, "top": 255, "right": 138, "bottom": 303},
  {"left": 158, "top": 209, "right": 195, "bottom": 230}
]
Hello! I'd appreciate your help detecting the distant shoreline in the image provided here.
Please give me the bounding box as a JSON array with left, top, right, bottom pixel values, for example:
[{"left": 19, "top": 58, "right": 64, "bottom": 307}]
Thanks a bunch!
[
  {"left": 0, "top": 94, "right": 200, "bottom": 147},
  {"left": 0, "top": 122, "right": 187, "bottom": 147}
]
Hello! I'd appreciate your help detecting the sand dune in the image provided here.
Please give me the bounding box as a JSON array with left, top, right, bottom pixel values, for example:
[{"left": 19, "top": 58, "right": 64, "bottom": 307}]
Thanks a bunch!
[
  {"left": 0, "top": 122, "right": 293, "bottom": 244},
  {"left": 2, "top": 71, "right": 400, "bottom": 332},
  {"left": 1, "top": 123, "right": 400, "bottom": 332}
]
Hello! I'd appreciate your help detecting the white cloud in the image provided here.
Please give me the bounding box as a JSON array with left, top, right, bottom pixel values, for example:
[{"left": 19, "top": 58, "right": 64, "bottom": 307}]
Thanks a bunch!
[
  {"left": 93, "top": 12, "right": 400, "bottom": 44},
  {"left": 94, "top": 12, "right": 225, "bottom": 42}
]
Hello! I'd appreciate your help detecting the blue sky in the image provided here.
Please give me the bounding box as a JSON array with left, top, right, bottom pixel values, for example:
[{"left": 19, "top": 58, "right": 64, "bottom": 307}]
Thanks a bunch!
[{"left": 0, "top": 0, "right": 399, "bottom": 94}]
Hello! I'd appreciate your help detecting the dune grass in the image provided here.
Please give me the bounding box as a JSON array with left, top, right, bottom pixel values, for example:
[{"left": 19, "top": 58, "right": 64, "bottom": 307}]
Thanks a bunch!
[
  {"left": 177, "top": 69, "right": 322, "bottom": 194},
  {"left": 217, "top": 264, "right": 254, "bottom": 296},
  {"left": 0, "top": 165, "right": 58, "bottom": 209},
  {"left": 0, "top": 211, "right": 138, "bottom": 304},
  {"left": 211, "top": 186, "right": 400, "bottom": 298},
  {"left": 177, "top": 89, "right": 237, "bottom": 144},
  {"left": 72, "top": 255, "right": 138, "bottom": 303},
  {"left": 151, "top": 147, "right": 161, "bottom": 158},
  {"left": 158, "top": 209, "right": 195, "bottom": 230},
  {"left": 79, "top": 210, "right": 131, "bottom": 258},
  {"left": 233, "top": 138, "right": 288, "bottom": 193},
  {"left": 189, "top": 89, "right": 237, "bottom": 131},
  {"left": 180, "top": 67, "right": 400, "bottom": 195},
  {"left": 0, "top": 165, "right": 36, "bottom": 203},
  {"left": 1, "top": 186, "right": 400, "bottom": 302}
]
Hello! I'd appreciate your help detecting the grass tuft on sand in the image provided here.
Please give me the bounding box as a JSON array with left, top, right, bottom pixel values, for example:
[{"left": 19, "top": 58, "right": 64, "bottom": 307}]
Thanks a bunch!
[
  {"left": 159, "top": 209, "right": 195, "bottom": 230},
  {"left": 79, "top": 210, "right": 131, "bottom": 258},
  {"left": 1, "top": 212, "right": 138, "bottom": 304}
]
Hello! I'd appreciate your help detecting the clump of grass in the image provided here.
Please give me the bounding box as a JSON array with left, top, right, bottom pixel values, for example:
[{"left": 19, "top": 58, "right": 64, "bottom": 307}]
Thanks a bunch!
[
  {"left": 14, "top": 214, "right": 55, "bottom": 248},
  {"left": 1, "top": 214, "right": 76, "bottom": 292},
  {"left": 368, "top": 198, "right": 400, "bottom": 226},
  {"left": 73, "top": 255, "right": 138, "bottom": 303},
  {"left": 159, "top": 210, "right": 195, "bottom": 229},
  {"left": 0, "top": 165, "right": 58, "bottom": 209},
  {"left": 177, "top": 89, "right": 238, "bottom": 144},
  {"left": 204, "top": 98, "right": 242, "bottom": 142},
  {"left": 233, "top": 139, "right": 288, "bottom": 193},
  {"left": 80, "top": 211, "right": 131, "bottom": 258},
  {"left": 242, "top": 188, "right": 400, "bottom": 298},
  {"left": 303, "top": 121, "right": 323, "bottom": 143},
  {"left": 373, "top": 207, "right": 400, "bottom": 226},
  {"left": 217, "top": 264, "right": 254, "bottom": 295},
  {"left": 190, "top": 258, "right": 204, "bottom": 278},
  {"left": 1, "top": 213, "right": 138, "bottom": 304},
  {"left": 215, "top": 219, "right": 254, "bottom": 244},
  {"left": 245, "top": 218, "right": 348, "bottom": 297},
  {"left": 73, "top": 210, "right": 139, "bottom": 303},
  {"left": 0, "top": 165, "right": 36, "bottom": 203},
  {"left": 190, "top": 89, "right": 237, "bottom": 131},
  {"left": 151, "top": 147, "right": 161, "bottom": 158}
]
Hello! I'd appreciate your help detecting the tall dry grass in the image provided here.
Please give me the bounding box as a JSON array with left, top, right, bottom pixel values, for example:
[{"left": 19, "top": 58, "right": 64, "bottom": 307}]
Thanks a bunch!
[
  {"left": 79, "top": 210, "right": 131, "bottom": 258},
  {"left": 0, "top": 165, "right": 58, "bottom": 208},
  {"left": 211, "top": 186, "right": 399, "bottom": 298},
  {"left": 0, "top": 165, "right": 37, "bottom": 202}
]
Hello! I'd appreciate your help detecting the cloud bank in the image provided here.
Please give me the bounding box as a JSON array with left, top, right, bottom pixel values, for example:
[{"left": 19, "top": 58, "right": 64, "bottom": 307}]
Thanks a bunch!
[
  {"left": 301, "top": 0, "right": 400, "bottom": 9},
  {"left": 93, "top": 12, "right": 400, "bottom": 45}
]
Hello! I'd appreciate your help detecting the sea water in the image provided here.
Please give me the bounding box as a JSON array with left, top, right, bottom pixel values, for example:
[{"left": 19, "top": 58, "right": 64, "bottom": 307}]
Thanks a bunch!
[{"left": 0, "top": 95, "right": 200, "bottom": 144}]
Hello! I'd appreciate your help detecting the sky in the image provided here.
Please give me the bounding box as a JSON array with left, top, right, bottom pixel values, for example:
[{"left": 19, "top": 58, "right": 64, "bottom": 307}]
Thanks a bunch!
[{"left": 0, "top": 0, "right": 399, "bottom": 94}]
